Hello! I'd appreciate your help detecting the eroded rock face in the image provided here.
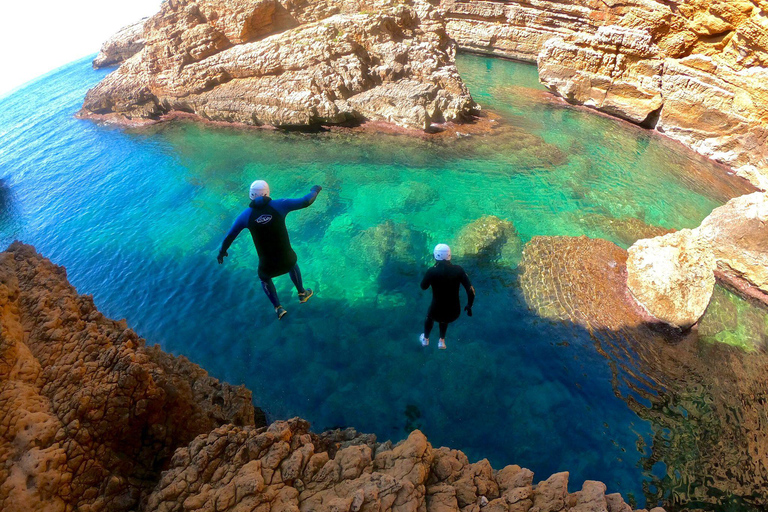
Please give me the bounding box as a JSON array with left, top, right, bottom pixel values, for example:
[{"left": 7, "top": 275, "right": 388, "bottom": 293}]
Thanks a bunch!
[
  {"left": 454, "top": 215, "right": 522, "bottom": 263},
  {"left": 0, "top": 242, "right": 260, "bottom": 512},
  {"left": 440, "top": 0, "right": 768, "bottom": 189},
  {"left": 81, "top": 0, "right": 477, "bottom": 131},
  {"left": 145, "top": 418, "right": 650, "bottom": 512},
  {"left": 626, "top": 192, "right": 768, "bottom": 329},
  {"left": 93, "top": 19, "right": 148, "bottom": 68}
]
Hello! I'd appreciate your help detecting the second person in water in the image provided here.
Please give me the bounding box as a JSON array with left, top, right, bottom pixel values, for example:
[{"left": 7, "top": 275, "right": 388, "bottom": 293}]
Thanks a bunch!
[
  {"left": 420, "top": 244, "right": 475, "bottom": 349},
  {"left": 218, "top": 180, "right": 322, "bottom": 319}
]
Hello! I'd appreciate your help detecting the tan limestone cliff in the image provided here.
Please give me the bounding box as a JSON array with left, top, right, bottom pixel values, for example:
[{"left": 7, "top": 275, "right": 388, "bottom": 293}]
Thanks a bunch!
[
  {"left": 80, "top": 0, "right": 477, "bottom": 131},
  {"left": 440, "top": 0, "right": 768, "bottom": 189}
]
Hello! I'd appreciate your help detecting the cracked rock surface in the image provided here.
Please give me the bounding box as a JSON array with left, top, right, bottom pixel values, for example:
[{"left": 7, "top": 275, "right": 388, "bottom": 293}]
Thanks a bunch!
[{"left": 80, "top": 0, "right": 477, "bottom": 131}]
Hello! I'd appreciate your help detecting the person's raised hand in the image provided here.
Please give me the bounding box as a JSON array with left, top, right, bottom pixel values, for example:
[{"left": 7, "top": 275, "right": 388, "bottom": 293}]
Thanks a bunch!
[
  {"left": 311, "top": 185, "right": 323, "bottom": 194},
  {"left": 465, "top": 306, "right": 473, "bottom": 317},
  {"left": 217, "top": 250, "right": 227, "bottom": 265}
]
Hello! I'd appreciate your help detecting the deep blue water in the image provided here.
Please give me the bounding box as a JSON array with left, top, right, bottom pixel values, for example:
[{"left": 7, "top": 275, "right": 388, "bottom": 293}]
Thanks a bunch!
[{"left": 0, "top": 54, "right": 764, "bottom": 510}]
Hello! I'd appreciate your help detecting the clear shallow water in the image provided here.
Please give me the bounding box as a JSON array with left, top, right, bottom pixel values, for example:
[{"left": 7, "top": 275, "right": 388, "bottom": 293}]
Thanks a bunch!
[{"left": 0, "top": 53, "right": 764, "bottom": 509}]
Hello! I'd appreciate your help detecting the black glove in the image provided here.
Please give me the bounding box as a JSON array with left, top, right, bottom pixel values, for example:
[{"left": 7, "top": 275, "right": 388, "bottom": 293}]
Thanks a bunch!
[
  {"left": 217, "top": 250, "right": 227, "bottom": 264},
  {"left": 465, "top": 306, "right": 473, "bottom": 317},
  {"left": 311, "top": 185, "right": 323, "bottom": 194}
]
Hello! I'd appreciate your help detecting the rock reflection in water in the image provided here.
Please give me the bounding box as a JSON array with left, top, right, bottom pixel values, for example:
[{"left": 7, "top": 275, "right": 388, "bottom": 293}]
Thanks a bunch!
[{"left": 520, "top": 236, "right": 768, "bottom": 511}]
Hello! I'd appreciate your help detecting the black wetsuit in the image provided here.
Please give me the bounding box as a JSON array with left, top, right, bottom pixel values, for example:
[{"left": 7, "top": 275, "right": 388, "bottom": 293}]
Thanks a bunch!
[
  {"left": 219, "top": 189, "right": 319, "bottom": 307},
  {"left": 420, "top": 260, "right": 475, "bottom": 339}
]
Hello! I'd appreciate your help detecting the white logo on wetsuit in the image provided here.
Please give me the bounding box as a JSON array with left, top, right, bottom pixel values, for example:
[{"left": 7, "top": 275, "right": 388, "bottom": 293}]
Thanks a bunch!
[{"left": 256, "top": 214, "right": 273, "bottom": 224}]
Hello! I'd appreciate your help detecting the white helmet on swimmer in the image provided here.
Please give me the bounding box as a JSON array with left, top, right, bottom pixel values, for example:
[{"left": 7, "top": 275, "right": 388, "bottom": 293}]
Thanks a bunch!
[
  {"left": 433, "top": 244, "right": 451, "bottom": 261},
  {"left": 249, "top": 180, "right": 270, "bottom": 199}
]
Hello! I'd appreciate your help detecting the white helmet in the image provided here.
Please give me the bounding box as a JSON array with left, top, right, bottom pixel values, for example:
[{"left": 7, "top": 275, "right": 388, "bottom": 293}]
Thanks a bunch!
[
  {"left": 249, "top": 180, "right": 270, "bottom": 199},
  {"left": 433, "top": 244, "right": 451, "bottom": 261}
]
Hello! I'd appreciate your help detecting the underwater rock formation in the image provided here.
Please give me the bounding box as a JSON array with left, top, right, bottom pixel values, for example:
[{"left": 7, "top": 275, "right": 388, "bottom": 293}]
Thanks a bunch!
[
  {"left": 454, "top": 215, "right": 522, "bottom": 264},
  {"left": 518, "top": 235, "right": 768, "bottom": 510},
  {"left": 0, "top": 242, "right": 259, "bottom": 512},
  {"left": 81, "top": 0, "right": 477, "bottom": 131},
  {"left": 627, "top": 192, "right": 768, "bottom": 329},
  {"left": 0, "top": 242, "right": 658, "bottom": 512},
  {"left": 440, "top": 0, "right": 768, "bottom": 189},
  {"left": 92, "top": 19, "right": 148, "bottom": 68}
]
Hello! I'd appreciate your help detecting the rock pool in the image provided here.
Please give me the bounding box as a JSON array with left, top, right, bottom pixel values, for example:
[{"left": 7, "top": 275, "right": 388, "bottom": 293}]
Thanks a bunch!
[{"left": 0, "top": 53, "right": 765, "bottom": 510}]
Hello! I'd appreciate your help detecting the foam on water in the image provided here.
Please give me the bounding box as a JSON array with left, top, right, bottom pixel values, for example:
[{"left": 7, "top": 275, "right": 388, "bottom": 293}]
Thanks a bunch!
[{"left": 0, "top": 53, "right": 764, "bottom": 510}]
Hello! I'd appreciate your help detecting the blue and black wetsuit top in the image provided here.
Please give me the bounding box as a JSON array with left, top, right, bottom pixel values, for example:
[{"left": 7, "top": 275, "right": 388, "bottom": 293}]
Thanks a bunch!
[
  {"left": 220, "top": 190, "right": 319, "bottom": 279},
  {"left": 420, "top": 260, "right": 475, "bottom": 323}
]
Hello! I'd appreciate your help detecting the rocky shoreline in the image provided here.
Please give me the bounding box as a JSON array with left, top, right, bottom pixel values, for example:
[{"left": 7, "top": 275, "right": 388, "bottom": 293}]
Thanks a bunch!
[{"left": 0, "top": 242, "right": 663, "bottom": 511}]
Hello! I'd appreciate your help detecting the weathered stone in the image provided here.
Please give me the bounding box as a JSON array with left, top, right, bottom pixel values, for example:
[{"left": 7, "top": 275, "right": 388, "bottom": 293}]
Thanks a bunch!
[
  {"left": 93, "top": 19, "right": 147, "bottom": 68},
  {"left": 530, "top": 472, "right": 568, "bottom": 512},
  {"left": 0, "top": 242, "right": 259, "bottom": 512},
  {"left": 81, "top": 0, "right": 477, "bottom": 131},
  {"left": 627, "top": 229, "right": 716, "bottom": 330}
]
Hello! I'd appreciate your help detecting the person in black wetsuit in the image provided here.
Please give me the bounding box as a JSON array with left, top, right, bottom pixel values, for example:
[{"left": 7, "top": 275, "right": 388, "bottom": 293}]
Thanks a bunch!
[
  {"left": 218, "top": 180, "right": 322, "bottom": 319},
  {"left": 419, "top": 244, "right": 475, "bottom": 349}
]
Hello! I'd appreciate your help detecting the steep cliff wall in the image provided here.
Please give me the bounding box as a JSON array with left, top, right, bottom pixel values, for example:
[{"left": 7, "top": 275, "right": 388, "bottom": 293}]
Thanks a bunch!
[{"left": 441, "top": 0, "right": 768, "bottom": 190}]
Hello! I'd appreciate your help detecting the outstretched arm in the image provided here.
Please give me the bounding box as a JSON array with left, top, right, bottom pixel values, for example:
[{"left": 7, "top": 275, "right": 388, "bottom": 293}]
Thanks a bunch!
[
  {"left": 461, "top": 271, "right": 475, "bottom": 313},
  {"left": 277, "top": 185, "right": 322, "bottom": 214},
  {"left": 420, "top": 270, "right": 431, "bottom": 290},
  {"left": 218, "top": 210, "right": 249, "bottom": 263}
]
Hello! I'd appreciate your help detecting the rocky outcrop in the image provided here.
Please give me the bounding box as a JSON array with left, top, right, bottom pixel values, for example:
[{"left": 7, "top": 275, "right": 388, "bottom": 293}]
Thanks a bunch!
[
  {"left": 439, "top": 0, "right": 768, "bottom": 189},
  {"left": 0, "top": 242, "right": 658, "bottom": 511},
  {"left": 626, "top": 192, "right": 768, "bottom": 329},
  {"left": 81, "top": 0, "right": 477, "bottom": 131},
  {"left": 93, "top": 19, "right": 148, "bottom": 68},
  {"left": 0, "top": 242, "right": 260, "bottom": 512},
  {"left": 145, "top": 418, "right": 653, "bottom": 512}
]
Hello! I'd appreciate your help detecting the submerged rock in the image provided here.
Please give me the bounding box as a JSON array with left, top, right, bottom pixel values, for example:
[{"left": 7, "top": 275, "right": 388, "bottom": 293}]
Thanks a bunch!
[
  {"left": 355, "top": 219, "right": 427, "bottom": 272},
  {"left": 81, "top": 0, "right": 477, "bottom": 131},
  {"left": 454, "top": 215, "right": 522, "bottom": 263},
  {"left": 92, "top": 18, "right": 147, "bottom": 68}
]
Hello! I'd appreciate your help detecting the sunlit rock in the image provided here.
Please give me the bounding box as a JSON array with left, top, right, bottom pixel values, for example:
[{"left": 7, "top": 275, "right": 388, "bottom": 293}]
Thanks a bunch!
[
  {"left": 627, "top": 229, "right": 716, "bottom": 330},
  {"left": 81, "top": 0, "right": 477, "bottom": 131},
  {"left": 93, "top": 18, "right": 148, "bottom": 68}
]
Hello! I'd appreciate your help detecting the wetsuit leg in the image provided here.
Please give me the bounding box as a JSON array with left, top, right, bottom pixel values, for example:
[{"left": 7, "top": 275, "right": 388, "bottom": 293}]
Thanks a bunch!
[
  {"left": 260, "top": 278, "right": 280, "bottom": 308},
  {"left": 424, "top": 317, "right": 434, "bottom": 338},
  {"left": 438, "top": 322, "right": 448, "bottom": 339},
  {"left": 289, "top": 264, "right": 306, "bottom": 294}
]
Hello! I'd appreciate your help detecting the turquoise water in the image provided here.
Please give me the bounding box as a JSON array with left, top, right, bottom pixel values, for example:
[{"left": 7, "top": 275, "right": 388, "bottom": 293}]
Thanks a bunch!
[{"left": 0, "top": 53, "right": 761, "bottom": 509}]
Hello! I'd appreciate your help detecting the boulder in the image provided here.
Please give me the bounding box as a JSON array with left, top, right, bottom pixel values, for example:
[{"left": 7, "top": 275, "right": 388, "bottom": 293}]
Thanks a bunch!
[
  {"left": 81, "top": 0, "right": 477, "bottom": 131},
  {"left": 627, "top": 229, "right": 716, "bottom": 330}
]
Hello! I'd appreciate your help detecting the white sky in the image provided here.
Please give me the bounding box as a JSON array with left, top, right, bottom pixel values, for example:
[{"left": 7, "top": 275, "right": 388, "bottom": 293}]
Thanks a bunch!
[{"left": 0, "top": 0, "right": 162, "bottom": 96}]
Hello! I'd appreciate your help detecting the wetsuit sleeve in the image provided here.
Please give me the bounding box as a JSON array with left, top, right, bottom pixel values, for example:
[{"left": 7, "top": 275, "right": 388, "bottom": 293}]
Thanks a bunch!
[
  {"left": 420, "top": 269, "right": 432, "bottom": 290},
  {"left": 219, "top": 209, "right": 249, "bottom": 255},
  {"left": 461, "top": 271, "right": 475, "bottom": 308},
  {"left": 275, "top": 188, "right": 321, "bottom": 214}
]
